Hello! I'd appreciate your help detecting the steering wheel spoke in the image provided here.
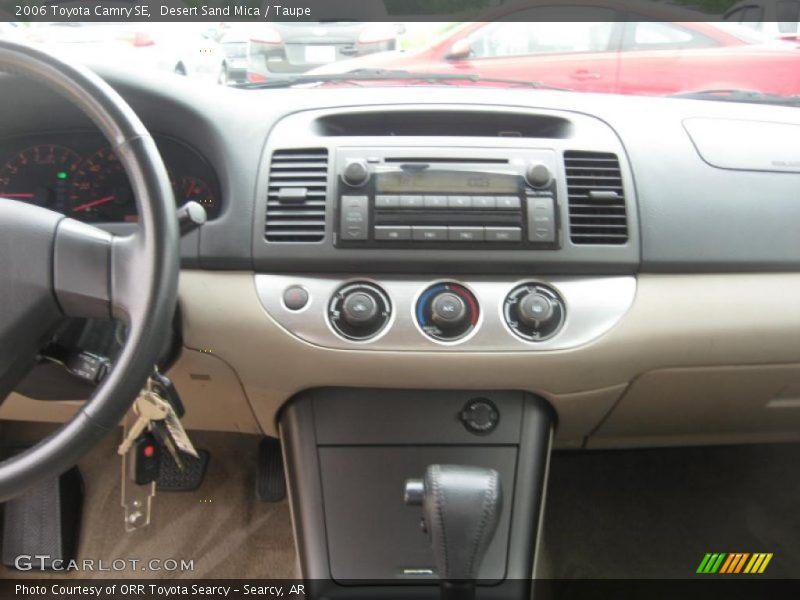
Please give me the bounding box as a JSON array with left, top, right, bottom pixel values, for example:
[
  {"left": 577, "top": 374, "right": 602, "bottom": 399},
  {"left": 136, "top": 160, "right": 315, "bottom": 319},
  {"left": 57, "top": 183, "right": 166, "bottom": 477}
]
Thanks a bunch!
[
  {"left": 53, "top": 219, "right": 153, "bottom": 325},
  {"left": 53, "top": 217, "right": 115, "bottom": 320}
]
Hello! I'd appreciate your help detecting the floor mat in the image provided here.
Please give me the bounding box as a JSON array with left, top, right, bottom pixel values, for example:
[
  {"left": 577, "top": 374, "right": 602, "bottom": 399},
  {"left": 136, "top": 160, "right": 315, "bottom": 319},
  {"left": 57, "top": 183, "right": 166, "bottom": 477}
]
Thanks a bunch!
[
  {"left": 0, "top": 425, "right": 297, "bottom": 579},
  {"left": 4, "top": 423, "right": 798, "bottom": 580},
  {"left": 538, "top": 443, "right": 800, "bottom": 579}
]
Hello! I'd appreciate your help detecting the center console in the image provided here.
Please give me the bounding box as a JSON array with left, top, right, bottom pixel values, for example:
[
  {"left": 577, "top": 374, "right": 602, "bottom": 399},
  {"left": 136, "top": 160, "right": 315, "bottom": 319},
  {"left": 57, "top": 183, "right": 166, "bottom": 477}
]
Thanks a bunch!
[
  {"left": 279, "top": 388, "right": 553, "bottom": 599},
  {"left": 260, "top": 104, "right": 638, "bottom": 597}
]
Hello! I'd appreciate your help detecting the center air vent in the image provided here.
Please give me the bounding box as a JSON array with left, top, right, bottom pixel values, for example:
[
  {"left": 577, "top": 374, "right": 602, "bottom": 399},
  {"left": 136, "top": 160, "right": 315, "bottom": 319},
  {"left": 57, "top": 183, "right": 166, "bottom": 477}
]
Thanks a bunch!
[
  {"left": 265, "top": 148, "right": 329, "bottom": 242},
  {"left": 564, "top": 151, "right": 628, "bottom": 245}
]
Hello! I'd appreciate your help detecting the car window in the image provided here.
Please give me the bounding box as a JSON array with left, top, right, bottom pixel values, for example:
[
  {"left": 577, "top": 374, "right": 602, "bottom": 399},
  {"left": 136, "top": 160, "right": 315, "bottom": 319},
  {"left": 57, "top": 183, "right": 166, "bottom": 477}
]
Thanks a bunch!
[
  {"left": 623, "top": 22, "right": 719, "bottom": 50},
  {"left": 468, "top": 7, "right": 617, "bottom": 58},
  {"left": 777, "top": 0, "right": 800, "bottom": 33},
  {"left": 742, "top": 5, "right": 766, "bottom": 27}
]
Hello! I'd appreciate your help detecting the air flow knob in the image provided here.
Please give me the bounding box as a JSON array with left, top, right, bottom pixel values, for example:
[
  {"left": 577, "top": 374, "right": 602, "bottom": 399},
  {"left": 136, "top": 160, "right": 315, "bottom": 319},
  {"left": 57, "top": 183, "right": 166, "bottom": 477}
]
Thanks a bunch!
[
  {"left": 342, "top": 159, "right": 370, "bottom": 187},
  {"left": 525, "top": 163, "right": 552, "bottom": 188}
]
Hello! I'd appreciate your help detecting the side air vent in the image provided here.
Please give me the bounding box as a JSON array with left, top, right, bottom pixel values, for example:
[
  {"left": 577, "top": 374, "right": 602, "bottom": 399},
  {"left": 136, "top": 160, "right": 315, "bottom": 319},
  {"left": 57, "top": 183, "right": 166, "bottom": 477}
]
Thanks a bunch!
[
  {"left": 265, "top": 148, "right": 329, "bottom": 242},
  {"left": 564, "top": 151, "right": 628, "bottom": 245}
]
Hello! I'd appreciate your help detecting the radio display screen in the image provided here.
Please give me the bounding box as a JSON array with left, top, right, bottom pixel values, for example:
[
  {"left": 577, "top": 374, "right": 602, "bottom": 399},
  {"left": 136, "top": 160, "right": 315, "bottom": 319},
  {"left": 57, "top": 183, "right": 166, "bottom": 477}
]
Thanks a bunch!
[{"left": 376, "top": 170, "right": 518, "bottom": 194}]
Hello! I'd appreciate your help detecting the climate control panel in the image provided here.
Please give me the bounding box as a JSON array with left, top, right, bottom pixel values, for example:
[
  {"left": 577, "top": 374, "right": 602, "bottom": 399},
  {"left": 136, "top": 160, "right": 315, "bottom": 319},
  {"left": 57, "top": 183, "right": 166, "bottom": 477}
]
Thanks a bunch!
[{"left": 256, "top": 274, "right": 635, "bottom": 352}]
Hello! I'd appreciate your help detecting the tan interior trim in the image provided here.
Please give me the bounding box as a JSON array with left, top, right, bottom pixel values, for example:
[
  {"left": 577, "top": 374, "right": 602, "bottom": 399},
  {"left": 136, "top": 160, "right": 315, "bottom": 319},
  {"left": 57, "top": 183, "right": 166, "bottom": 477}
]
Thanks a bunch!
[{"left": 4, "top": 271, "right": 799, "bottom": 448}]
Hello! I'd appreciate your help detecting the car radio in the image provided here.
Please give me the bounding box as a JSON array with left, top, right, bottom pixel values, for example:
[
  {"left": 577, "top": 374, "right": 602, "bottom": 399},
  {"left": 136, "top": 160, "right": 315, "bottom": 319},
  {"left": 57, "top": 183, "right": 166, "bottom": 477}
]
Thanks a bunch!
[{"left": 335, "top": 147, "right": 560, "bottom": 249}]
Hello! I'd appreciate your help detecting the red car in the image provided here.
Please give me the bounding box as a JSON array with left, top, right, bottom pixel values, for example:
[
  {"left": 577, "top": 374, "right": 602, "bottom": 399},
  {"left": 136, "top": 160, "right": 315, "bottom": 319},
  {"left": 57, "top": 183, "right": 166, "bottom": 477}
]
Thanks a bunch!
[{"left": 313, "top": 0, "right": 800, "bottom": 97}]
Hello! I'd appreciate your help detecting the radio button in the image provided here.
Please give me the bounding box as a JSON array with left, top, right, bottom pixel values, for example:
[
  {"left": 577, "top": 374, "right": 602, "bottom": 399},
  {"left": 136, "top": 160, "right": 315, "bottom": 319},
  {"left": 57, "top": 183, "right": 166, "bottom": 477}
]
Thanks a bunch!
[
  {"left": 485, "top": 227, "right": 522, "bottom": 242},
  {"left": 412, "top": 226, "right": 448, "bottom": 242},
  {"left": 449, "top": 227, "right": 485, "bottom": 242},
  {"left": 527, "top": 196, "right": 556, "bottom": 243},
  {"left": 400, "top": 195, "right": 424, "bottom": 209},
  {"left": 375, "top": 226, "right": 411, "bottom": 241},
  {"left": 447, "top": 195, "right": 473, "bottom": 209},
  {"left": 473, "top": 196, "right": 496, "bottom": 209},
  {"left": 375, "top": 195, "right": 400, "bottom": 208},
  {"left": 424, "top": 195, "right": 448, "bottom": 209},
  {"left": 497, "top": 196, "right": 522, "bottom": 210},
  {"left": 340, "top": 196, "right": 369, "bottom": 240}
]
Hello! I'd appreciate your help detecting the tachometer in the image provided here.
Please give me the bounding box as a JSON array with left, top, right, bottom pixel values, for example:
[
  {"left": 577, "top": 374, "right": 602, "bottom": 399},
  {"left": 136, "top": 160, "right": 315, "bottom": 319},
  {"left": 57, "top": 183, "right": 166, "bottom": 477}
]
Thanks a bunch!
[
  {"left": 69, "top": 147, "right": 136, "bottom": 222},
  {"left": 0, "top": 145, "right": 81, "bottom": 211}
]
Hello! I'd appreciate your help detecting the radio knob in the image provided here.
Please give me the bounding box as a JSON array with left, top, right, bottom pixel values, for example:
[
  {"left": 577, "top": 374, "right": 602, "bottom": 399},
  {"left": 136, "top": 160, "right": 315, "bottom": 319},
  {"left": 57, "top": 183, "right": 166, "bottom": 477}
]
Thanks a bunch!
[
  {"left": 517, "top": 292, "right": 555, "bottom": 328},
  {"left": 525, "top": 163, "right": 552, "bottom": 188},
  {"left": 430, "top": 292, "right": 468, "bottom": 329},
  {"left": 342, "top": 159, "right": 370, "bottom": 187}
]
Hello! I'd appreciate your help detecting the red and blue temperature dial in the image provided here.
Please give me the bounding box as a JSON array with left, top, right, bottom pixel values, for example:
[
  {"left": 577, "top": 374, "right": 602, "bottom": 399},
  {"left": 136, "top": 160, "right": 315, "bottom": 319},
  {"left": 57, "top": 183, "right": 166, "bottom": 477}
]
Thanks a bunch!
[{"left": 416, "top": 283, "right": 479, "bottom": 342}]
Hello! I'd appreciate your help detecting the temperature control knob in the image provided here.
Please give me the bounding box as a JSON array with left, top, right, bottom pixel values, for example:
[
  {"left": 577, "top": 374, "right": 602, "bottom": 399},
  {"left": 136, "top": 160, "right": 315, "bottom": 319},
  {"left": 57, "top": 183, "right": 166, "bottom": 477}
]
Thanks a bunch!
[
  {"left": 341, "top": 159, "right": 370, "bottom": 188},
  {"left": 416, "top": 283, "right": 479, "bottom": 342},
  {"left": 503, "top": 283, "right": 565, "bottom": 342},
  {"left": 430, "top": 292, "right": 468, "bottom": 329},
  {"left": 329, "top": 282, "right": 391, "bottom": 341},
  {"left": 525, "top": 163, "right": 552, "bottom": 188}
]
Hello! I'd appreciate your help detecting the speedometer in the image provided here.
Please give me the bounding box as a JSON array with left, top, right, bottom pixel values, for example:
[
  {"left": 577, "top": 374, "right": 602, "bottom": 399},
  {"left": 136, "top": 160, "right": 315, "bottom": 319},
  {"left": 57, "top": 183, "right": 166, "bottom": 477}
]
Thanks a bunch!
[
  {"left": 0, "top": 145, "right": 81, "bottom": 211},
  {"left": 68, "top": 147, "right": 136, "bottom": 222}
]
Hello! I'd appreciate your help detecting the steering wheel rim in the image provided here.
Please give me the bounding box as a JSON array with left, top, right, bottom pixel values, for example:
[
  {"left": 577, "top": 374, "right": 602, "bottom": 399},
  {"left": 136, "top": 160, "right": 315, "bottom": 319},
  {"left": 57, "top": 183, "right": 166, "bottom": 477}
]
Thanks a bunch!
[{"left": 0, "top": 40, "right": 179, "bottom": 501}]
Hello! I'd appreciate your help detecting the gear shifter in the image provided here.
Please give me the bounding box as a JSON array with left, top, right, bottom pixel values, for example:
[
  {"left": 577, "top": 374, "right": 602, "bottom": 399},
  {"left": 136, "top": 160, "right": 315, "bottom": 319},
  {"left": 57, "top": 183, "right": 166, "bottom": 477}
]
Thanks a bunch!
[{"left": 404, "top": 465, "right": 502, "bottom": 600}]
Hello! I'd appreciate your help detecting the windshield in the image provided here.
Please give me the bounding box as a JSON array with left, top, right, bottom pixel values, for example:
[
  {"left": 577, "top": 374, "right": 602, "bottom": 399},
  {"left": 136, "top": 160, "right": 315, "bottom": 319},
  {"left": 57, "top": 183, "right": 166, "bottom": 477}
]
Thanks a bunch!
[{"left": 2, "top": 1, "right": 799, "bottom": 106}]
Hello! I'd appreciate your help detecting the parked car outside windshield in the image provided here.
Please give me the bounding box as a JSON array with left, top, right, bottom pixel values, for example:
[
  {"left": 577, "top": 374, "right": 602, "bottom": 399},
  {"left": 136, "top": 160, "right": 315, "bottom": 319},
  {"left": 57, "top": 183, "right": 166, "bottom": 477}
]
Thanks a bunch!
[{"left": 2, "top": 0, "right": 799, "bottom": 105}]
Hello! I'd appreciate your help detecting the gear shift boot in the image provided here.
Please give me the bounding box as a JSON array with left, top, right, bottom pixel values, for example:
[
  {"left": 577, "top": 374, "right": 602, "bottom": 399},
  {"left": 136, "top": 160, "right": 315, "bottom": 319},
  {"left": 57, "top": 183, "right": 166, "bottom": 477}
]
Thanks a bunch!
[{"left": 405, "top": 464, "right": 503, "bottom": 594}]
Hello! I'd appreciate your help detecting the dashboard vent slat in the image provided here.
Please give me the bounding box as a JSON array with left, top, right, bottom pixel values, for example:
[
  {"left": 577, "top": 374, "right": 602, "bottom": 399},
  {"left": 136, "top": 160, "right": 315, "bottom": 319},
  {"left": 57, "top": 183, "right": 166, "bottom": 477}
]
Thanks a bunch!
[
  {"left": 266, "top": 148, "right": 329, "bottom": 243},
  {"left": 564, "top": 150, "right": 628, "bottom": 245}
]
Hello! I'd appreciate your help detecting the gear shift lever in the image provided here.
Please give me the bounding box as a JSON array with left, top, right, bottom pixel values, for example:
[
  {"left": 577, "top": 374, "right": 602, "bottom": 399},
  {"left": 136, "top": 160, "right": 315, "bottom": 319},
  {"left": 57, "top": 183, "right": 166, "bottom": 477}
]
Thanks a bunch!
[{"left": 404, "top": 465, "right": 503, "bottom": 600}]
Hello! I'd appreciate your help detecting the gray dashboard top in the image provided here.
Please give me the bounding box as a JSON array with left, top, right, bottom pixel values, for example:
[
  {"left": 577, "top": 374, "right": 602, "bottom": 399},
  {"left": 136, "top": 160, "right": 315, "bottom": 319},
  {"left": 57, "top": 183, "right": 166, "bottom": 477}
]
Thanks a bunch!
[{"left": 2, "top": 67, "right": 799, "bottom": 273}]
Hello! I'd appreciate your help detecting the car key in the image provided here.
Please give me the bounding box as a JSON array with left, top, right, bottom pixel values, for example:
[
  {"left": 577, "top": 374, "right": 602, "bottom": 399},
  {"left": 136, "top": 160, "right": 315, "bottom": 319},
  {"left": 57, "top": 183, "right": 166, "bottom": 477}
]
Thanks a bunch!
[
  {"left": 131, "top": 431, "right": 161, "bottom": 485},
  {"left": 148, "top": 371, "right": 199, "bottom": 461},
  {"left": 119, "top": 385, "right": 172, "bottom": 532},
  {"left": 117, "top": 390, "right": 170, "bottom": 455}
]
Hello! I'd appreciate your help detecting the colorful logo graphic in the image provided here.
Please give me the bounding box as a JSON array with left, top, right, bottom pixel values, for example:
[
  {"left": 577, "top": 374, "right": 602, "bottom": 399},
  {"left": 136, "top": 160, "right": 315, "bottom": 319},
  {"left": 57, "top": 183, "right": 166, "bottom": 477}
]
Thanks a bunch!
[{"left": 696, "top": 553, "right": 773, "bottom": 574}]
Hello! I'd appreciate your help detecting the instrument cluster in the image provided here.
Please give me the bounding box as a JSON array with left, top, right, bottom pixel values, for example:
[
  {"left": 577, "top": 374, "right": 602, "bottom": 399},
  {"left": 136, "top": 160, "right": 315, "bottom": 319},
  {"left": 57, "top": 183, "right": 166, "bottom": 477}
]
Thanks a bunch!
[{"left": 0, "top": 131, "right": 221, "bottom": 223}]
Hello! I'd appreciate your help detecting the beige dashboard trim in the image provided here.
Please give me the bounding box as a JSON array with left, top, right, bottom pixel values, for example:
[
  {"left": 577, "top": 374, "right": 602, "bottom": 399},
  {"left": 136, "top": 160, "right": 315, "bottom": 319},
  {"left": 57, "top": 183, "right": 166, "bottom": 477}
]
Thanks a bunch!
[
  {"left": 178, "top": 271, "right": 800, "bottom": 442},
  {"left": 4, "top": 271, "right": 799, "bottom": 448}
]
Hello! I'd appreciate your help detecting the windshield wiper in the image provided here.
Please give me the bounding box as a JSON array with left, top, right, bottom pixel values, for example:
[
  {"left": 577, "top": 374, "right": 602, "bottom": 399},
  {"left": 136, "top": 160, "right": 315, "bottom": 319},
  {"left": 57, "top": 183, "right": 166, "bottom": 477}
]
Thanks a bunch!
[
  {"left": 671, "top": 89, "right": 800, "bottom": 107},
  {"left": 234, "top": 69, "right": 571, "bottom": 92}
]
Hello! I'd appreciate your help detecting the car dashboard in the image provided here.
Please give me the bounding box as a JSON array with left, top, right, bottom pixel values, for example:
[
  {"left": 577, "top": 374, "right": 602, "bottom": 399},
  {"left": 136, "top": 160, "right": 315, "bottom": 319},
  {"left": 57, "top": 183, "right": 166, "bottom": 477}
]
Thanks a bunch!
[{"left": 1, "top": 67, "right": 799, "bottom": 453}]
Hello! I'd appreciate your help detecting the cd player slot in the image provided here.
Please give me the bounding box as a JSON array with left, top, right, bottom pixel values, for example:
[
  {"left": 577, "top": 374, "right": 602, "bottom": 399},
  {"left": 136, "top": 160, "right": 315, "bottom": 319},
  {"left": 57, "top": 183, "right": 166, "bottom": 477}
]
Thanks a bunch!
[{"left": 383, "top": 157, "right": 509, "bottom": 164}]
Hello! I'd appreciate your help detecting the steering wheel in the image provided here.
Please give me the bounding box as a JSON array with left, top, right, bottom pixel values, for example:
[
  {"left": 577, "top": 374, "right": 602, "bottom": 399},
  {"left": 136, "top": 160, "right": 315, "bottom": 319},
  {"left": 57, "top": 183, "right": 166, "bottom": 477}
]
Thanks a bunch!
[{"left": 0, "top": 41, "right": 179, "bottom": 501}]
